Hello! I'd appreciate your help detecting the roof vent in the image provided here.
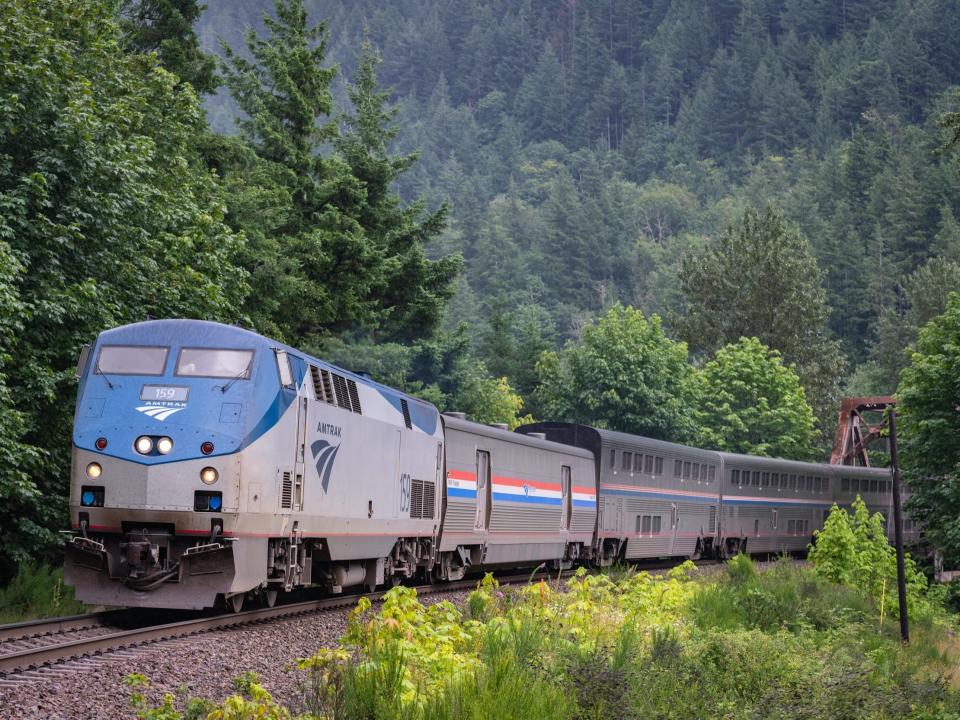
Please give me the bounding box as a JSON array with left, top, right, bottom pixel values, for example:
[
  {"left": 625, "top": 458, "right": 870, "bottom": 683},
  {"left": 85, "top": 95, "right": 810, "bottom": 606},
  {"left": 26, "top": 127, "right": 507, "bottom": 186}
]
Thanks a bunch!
[
  {"left": 488, "top": 423, "right": 509, "bottom": 431},
  {"left": 443, "top": 411, "right": 467, "bottom": 420},
  {"left": 527, "top": 432, "right": 547, "bottom": 440}
]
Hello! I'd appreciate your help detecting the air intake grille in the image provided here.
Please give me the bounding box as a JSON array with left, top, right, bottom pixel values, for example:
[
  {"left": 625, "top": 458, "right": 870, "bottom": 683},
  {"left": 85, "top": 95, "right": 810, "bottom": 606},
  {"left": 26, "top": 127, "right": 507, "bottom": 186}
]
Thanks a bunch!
[
  {"left": 347, "top": 379, "right": 362, "bottom": 414},
  {"left": 709, "top": 506, "right": 717, "bottom": 533},
  {"left": 400, "top": 398, "right": 412, "bottom": 429},
  {"left": 280, "top": 472, "right": 293, "bottom": 509},
  {"left": 409, "top": 479, "right": 435, "bottom": 519},
  {"left": 310, "top": 365, "right": 336, "bottom": 404},
  {"left": 332, "top": 373, "right": 350, "bottom": 410}
]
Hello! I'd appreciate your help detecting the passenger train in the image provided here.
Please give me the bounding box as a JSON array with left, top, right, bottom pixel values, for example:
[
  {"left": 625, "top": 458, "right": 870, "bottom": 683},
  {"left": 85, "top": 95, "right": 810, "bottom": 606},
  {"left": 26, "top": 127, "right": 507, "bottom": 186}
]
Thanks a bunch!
[{"left": 65, "top": 320, "right": 913, "bottom": 610}]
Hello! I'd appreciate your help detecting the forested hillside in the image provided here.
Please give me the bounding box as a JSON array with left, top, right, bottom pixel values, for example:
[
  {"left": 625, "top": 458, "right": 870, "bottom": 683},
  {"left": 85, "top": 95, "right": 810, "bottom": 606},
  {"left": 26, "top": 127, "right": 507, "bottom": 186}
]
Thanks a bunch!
[{"left": 198, "top": 0, "right": 960, "bottom": 394}]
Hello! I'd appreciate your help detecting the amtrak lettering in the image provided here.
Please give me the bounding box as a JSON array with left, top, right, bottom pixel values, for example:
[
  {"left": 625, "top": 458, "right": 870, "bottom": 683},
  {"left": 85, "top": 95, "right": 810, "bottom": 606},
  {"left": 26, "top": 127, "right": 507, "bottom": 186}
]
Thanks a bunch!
[
  {"left": 135, "top": 402, "right": 186, "bottom": 422},
  {"left": 310, "top": 439, "right": 341, "bottom": 492},
  {"left": 316, "top": 422, "right": 342, "bottom": 437}
]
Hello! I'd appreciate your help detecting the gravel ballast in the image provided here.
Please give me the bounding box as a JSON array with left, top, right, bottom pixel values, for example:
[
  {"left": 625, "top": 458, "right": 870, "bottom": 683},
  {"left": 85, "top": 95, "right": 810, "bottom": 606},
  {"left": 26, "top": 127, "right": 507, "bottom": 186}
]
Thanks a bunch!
[{"left": 0, "top": 589, "right": 473, "bottom": 720}]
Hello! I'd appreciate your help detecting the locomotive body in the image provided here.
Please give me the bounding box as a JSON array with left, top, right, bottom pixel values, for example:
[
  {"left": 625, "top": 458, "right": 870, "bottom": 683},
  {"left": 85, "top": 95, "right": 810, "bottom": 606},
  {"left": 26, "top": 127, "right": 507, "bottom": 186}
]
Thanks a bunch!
[{"left": 66, "top": 319, "right": 443, "bottom": 609}]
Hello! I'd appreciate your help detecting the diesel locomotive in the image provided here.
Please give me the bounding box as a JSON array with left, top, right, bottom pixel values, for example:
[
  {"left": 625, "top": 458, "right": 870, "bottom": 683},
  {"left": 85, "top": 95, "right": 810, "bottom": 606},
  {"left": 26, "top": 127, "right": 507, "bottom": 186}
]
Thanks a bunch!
[{"left": 65, "top": 320, "right": 910, "bottom": 610}]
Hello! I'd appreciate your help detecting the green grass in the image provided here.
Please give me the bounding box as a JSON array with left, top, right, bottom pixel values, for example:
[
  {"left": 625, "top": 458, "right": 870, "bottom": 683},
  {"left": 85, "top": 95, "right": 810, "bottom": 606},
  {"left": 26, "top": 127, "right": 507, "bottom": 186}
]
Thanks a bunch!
[
  {"left": 0, "top": 563, "right": 86, "bottom": 623},
  {"left": 129, "top": 558, "right": 960, "bottom": 720}
]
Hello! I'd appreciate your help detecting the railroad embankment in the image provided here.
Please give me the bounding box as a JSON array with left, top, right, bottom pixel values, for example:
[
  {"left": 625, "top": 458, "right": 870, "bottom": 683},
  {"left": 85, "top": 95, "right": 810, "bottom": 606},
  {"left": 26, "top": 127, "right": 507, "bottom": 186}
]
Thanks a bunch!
[{"left": 117, "top": 502, "right": 957, "bottom": 720}]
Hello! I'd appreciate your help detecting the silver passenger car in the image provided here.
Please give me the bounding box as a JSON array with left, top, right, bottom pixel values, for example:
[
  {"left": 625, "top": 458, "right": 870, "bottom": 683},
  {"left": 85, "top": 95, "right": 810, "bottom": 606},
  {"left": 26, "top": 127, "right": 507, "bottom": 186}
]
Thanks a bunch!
[
  {"left": 517, "top": 423, "right": 722, "bottom": 564},
  {"left": 436, "top": 415, "right": 597, "bottom": 580}
]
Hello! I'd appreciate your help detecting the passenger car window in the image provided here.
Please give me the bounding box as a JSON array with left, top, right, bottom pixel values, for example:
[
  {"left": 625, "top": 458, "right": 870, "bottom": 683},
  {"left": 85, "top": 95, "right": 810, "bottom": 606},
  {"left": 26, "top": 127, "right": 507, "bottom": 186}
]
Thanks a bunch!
[
  {"left": 96, "top": 345, "right": 168, "bottom": 376},
  {"left": 176, "top": 348, "right": 254, "bottom": 379}
]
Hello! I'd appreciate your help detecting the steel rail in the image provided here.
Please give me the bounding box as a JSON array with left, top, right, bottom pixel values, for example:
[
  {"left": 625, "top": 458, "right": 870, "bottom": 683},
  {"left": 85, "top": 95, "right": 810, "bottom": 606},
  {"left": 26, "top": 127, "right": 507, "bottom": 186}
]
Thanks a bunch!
[
  {"left": 0, "top": 559, "right": 718, "bottom": 677},
  {"left": 0, "top": 571, "right": 554, "bottom": 676},
  {"left": 0, "top": 611, "right": 122, "bottom": 643}
]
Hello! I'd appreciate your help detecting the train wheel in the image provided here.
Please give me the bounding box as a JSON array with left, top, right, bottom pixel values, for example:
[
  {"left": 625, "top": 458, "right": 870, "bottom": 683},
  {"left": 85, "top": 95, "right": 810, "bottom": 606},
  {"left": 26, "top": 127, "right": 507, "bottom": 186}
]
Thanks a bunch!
[
  {"left": 228, "top": 593, "right": 244, "bottom": 613},
  {"left": 691, "top": 540, "right": 703, "bottom": 562},
  {"left": 265, "top": 589, "right": 278, "bottom": 608}
]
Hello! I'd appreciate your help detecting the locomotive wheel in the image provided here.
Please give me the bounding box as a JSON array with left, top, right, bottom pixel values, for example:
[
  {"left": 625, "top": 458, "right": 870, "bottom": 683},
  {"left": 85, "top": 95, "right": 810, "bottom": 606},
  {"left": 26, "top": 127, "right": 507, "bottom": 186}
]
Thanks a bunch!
[
  {"left": 228, "top": 593, "right": 244, "bottom": 613},
  {"left": 265, "top": 589, "right": 278, "bottom": 608}
]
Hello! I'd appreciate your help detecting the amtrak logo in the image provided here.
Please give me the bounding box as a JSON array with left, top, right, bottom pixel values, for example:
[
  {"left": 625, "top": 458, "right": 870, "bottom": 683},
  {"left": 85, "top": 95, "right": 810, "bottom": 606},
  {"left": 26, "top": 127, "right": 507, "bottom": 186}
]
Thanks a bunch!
[
  {"left": 311, "top": 439, "right": 341, "bottom": 493},
  {"left": 136, "top": 405, "right": 185, "bottom": 422}
]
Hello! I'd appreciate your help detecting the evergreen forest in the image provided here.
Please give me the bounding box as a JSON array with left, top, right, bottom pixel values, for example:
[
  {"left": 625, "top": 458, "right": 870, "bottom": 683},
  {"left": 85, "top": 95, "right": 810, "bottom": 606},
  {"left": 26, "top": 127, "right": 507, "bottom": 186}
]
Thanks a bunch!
[{"left": 198, "top": 0, "right": 960, "bottom": 397}]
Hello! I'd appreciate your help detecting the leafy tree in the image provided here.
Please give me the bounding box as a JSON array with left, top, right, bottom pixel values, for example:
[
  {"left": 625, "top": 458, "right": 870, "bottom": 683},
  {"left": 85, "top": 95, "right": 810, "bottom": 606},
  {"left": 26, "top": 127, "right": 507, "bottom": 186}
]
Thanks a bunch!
[
  {"left": 0, "top": 0, "right": 247, "bottom": 579},
  {"left": 897, "top": 293, "right": 960, "bottom": 565},
  {"left": 454, "top": 374, "right": 533, "bottom": 430},
  {"left": 696, "top": 337, "right": 819, "bottom": 459},
  {"left": 535, "top": 305, "right": 699, "bottom": 441},
  {"left": 120, "top": 0, "right": 218, "bottom": 94},
  {"left": 676, "top": 206, "right": 844, "bottom": 433},
  {"left": 809, "top": 498, "right": 927, "bottom": 617}
]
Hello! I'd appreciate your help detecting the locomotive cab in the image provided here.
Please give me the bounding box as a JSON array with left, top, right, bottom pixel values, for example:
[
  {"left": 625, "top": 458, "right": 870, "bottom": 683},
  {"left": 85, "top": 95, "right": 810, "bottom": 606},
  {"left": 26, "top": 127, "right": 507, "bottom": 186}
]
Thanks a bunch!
[{"left": 65, "top": 320, "right": 283, "bottom": 609}]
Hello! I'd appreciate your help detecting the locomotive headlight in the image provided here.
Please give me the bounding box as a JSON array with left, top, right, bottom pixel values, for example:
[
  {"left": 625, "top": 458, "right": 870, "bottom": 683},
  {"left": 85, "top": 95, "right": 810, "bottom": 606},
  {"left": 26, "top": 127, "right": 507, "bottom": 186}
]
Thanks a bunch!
[
  {"left": 86, "top": 462, "right": 102, "bottom": 479},
  {"left": 200, "top": 467, "right": 219, "bottom": 485},
  {"left": 135, "top": 436, "right": 154, "bottom": 455},
  {"left": 156, "top": 437, "right": 173, "bottom": 455}
]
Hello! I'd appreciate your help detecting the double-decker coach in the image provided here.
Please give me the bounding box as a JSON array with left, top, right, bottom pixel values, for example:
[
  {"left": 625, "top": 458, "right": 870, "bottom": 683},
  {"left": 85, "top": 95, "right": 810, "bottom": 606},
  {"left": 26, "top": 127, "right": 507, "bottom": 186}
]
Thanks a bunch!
[
  {"left": 517, "top": 423, "right": 722, "bottom": 564},
  {"left": 718, "top": 452, "right": 834, "bottom": 556}
]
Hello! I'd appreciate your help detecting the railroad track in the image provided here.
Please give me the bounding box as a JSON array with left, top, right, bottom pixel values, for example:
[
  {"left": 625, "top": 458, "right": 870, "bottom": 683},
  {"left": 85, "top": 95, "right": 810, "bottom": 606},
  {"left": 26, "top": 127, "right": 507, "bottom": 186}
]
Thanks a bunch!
[
  {"left": 0, "top": 558, "right": 719, "bottom": 682},
  {"left": 0, "top": 568, "right": 566, "bottom": 680}
]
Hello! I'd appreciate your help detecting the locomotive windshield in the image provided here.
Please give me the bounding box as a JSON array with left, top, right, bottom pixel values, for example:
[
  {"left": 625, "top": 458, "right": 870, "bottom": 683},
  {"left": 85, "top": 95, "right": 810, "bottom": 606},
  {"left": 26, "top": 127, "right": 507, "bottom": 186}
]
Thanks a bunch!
[
  {"left": 95, "top": 345, "right": 168, "bottom": 375},
  {"left": 175, "top": 348, "right": 253, "bottom": 379}
]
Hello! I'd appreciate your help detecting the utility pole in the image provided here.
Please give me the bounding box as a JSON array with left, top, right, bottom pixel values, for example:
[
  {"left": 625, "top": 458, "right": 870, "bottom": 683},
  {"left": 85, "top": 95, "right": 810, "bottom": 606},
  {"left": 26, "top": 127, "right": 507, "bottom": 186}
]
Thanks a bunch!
[{"left": 887, "top": 407, "right": 909, "bottom": 643}]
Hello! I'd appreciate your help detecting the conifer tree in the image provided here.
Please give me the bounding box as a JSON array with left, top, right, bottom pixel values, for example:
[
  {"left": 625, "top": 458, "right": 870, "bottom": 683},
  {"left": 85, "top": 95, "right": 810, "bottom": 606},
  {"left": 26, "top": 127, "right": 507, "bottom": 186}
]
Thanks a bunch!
[
  {"left": 221, "top": 1, "right": 458, "bottom": 341},
  {"left": 337, "top": 42, "right": 460, "bottom": 341},
  {"left": 121, "top": 0, "right": 217, "bottom": 94},
  {"left": 677, "top": 206, "right": 844, "bottom": 434}
]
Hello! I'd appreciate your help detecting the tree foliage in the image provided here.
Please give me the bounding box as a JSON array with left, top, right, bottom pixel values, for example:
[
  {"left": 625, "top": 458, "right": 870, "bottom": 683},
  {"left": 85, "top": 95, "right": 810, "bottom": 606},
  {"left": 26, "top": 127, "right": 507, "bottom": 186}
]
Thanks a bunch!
[
  {"left": 535, "top": 305, "right": 698, "bottom": 441},
  {"left": 120, "top": 0, "right": 218, "bottom": 94},
  {"left": 219, "top": 0, "right": 457, "bottom": 344},
  {"left": 0, "top": 0, "right": 248, "bottom": 578},
  {"left": 809, "top": 498, "right": 927, "bottom": 617},
  {"left": 897, "top": 292, "right": 960, "bottom": 565},
  {"left": 676, "top": 206, "right": 844, "bottom": 431},
  {"left": 696, "top": 337, "right": 818, "bottom": 459}
]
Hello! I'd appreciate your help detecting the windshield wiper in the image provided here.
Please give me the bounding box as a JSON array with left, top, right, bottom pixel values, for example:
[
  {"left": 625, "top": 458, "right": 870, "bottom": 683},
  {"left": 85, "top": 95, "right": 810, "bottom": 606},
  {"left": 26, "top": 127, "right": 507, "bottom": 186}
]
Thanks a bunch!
[
  {"left": 95, "top": 364, "right": 116, "bottom": 390},
  {"left": 216, "top": 367, "right": 249, "bottom": 394}
]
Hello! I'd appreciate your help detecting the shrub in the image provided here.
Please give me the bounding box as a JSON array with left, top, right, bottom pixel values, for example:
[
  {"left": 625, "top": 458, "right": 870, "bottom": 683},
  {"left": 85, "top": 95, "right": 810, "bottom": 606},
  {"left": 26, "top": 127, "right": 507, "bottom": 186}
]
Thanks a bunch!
[
  {"left": 809, "top": 497, "right": 931, "bottom": 618},
  {"left": 0, "top": 563, "right": 85, "bottom": 623},
  {"left": 726, "top": 552, "right": 758, "bottom": 584}
]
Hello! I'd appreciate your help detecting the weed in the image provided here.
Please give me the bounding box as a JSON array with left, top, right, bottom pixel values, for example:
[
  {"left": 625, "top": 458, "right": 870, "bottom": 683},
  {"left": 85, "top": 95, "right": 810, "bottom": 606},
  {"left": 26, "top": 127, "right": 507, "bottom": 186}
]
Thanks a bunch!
[{"left": 0, "top": 563, "right": 85, "bottom": 622}]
